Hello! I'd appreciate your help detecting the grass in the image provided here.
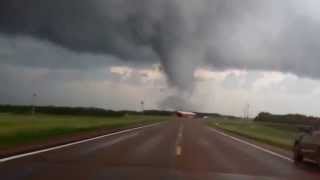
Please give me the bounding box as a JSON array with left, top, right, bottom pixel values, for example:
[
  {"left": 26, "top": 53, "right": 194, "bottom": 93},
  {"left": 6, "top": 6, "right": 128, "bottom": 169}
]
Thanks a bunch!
[
  {"left": 207, "top": 118, "right": 300, "bottom": 150},
  {"left": 0, "top": 113, "right": 169, "bottom": 149}
]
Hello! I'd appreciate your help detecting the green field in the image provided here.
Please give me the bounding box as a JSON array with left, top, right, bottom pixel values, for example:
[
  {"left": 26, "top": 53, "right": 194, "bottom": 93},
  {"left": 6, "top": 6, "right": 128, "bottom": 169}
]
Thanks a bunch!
[
  {"left": 207, "top": 118, "right": 300, "bottom": 150},
  {"left": 0, "top": 113, "right": 169, "bottom": 149}
]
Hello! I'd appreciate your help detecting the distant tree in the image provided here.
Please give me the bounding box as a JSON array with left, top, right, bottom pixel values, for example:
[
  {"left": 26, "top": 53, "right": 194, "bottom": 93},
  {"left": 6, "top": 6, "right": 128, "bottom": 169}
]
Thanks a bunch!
[{"left": 254, "top": 112, "right": 320, "bottom": 126}]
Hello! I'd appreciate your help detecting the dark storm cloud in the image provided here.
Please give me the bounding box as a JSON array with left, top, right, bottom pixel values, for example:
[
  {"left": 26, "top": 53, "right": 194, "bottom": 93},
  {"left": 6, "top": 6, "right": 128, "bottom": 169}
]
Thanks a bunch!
[
  {"left": 0, "top": 0, "right": 199, "bottom": 89},
  {"left": 205, "top": 12, "right": 320, "bottom": 79},
  {"left": 1, "top": 0, "right": 320, "bottom": 90}
]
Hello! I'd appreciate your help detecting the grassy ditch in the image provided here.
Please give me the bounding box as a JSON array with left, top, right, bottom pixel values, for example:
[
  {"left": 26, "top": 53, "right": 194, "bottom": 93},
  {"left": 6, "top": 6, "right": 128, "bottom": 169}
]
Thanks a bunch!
[
  {"left": 208, "top": 119, "right": 299, "bottom": 150},
  {"left": 0, "top": 113, "right": 169, "bottom": 149}
]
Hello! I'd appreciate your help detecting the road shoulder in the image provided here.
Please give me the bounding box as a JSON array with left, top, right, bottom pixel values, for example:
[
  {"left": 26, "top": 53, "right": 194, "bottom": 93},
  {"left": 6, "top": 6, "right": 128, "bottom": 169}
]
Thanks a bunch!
[
  {"left": 0, "top": 121, "right": 164, "bottom": 160},
  {"left": 207, "top": 126, "right": 293, "bottom": 161}
]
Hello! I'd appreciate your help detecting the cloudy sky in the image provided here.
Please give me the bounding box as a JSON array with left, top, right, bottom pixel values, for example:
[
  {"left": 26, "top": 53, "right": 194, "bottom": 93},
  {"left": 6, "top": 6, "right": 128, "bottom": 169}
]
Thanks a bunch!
[{"left": 1, "top": 0, "right": 320, "bottom": 117}]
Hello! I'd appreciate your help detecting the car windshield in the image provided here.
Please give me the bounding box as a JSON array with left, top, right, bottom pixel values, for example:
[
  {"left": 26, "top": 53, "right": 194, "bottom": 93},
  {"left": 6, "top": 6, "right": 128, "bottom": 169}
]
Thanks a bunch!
[{"left": 1, "top": 1, "right": 320, "bottom": 180}]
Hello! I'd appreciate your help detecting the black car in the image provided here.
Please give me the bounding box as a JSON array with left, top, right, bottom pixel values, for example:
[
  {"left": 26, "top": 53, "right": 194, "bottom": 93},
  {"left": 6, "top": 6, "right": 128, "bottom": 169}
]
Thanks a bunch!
[{"left": 293, "top": 127, "right": 320, "bottom": 166}]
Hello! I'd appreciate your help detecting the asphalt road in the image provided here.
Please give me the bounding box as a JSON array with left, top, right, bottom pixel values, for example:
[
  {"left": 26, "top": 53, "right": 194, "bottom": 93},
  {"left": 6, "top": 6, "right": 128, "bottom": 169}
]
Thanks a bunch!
[{"left": 0, "top": 118, "right": 320, "bottom": 180}]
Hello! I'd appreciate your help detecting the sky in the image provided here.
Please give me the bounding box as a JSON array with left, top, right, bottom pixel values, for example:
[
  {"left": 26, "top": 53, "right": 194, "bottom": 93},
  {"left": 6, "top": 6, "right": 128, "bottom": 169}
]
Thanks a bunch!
[{"left": 1, "top": 0, "right": 320, "bottom": 117}]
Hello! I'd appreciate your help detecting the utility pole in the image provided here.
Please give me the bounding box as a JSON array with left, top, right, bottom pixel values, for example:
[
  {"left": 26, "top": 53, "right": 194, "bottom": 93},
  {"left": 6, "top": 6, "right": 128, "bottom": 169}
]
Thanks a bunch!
[
  {"left": 31, "top": 93, "right": 37, "bottom": 116},
  {"left": 243, "top": 103, "right": 250, "bottom": 120},
  {"left": 140, "top": 100, "right": 144, "bottom": 114},
  {"left": 247, "top": 103, "right": 250, "bottom": 120}
]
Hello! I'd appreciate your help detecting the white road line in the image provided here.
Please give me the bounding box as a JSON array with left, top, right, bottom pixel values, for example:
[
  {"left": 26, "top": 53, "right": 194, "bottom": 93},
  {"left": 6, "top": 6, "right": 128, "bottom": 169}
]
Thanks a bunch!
[
  {"left": 207, "top": 127, "right": 293, "bottom": 162},
  {"left": 175, "top": 124, "right": 184, "bottom": 156},
  {"left": 0, "top": 122, "right": 164, "bottom": 163},
  {"left": 176, "top": 146, "right": 182, "bottom": 156},
  {"left": 178, "top": 125, "right": 184, "bottom": 139}
]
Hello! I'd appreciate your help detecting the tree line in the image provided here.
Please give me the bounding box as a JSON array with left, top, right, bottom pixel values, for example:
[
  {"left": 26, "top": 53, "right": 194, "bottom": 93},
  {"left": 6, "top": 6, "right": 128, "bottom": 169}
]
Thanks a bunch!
[
  {"left": 254, "top": 112, "right": 320, "bottom": 125},
  {"left": 0, "top": 105, "right": 177, "bottom": 117}
]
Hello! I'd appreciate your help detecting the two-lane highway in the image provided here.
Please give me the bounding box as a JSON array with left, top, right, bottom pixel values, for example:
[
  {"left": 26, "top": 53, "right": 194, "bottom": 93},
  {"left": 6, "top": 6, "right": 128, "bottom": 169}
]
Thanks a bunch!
[{"left": 0, "top": 118, "right": 320, "bottom": 180}]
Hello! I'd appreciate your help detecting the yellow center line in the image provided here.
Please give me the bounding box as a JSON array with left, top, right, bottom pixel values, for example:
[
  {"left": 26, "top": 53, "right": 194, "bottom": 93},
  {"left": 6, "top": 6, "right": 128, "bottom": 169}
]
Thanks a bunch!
[{"left": 176, "top": 124, "right": 184, "bottom": 156}]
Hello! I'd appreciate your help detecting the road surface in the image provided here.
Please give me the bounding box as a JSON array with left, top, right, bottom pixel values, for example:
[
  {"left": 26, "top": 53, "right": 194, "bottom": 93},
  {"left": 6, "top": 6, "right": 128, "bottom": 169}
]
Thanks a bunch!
[{"left": 0, "top": 118, "right": 320, "bottom": 180}]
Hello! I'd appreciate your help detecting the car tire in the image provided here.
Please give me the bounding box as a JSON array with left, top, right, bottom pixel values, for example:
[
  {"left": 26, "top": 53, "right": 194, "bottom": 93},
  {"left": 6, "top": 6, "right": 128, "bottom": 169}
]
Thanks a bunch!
[{"left": 293, "top": 148, "right": 303, "bottom": 164}]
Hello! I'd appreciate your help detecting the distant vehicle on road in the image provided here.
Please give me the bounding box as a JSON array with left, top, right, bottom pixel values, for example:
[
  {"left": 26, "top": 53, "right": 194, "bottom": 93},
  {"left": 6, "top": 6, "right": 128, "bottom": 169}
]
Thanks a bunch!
[
  {"left": 176, "top": 111, "right": 196, "bottom": 118},
  {"left": 293, "top": 127, "right": 320, "bottom": 166}
]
